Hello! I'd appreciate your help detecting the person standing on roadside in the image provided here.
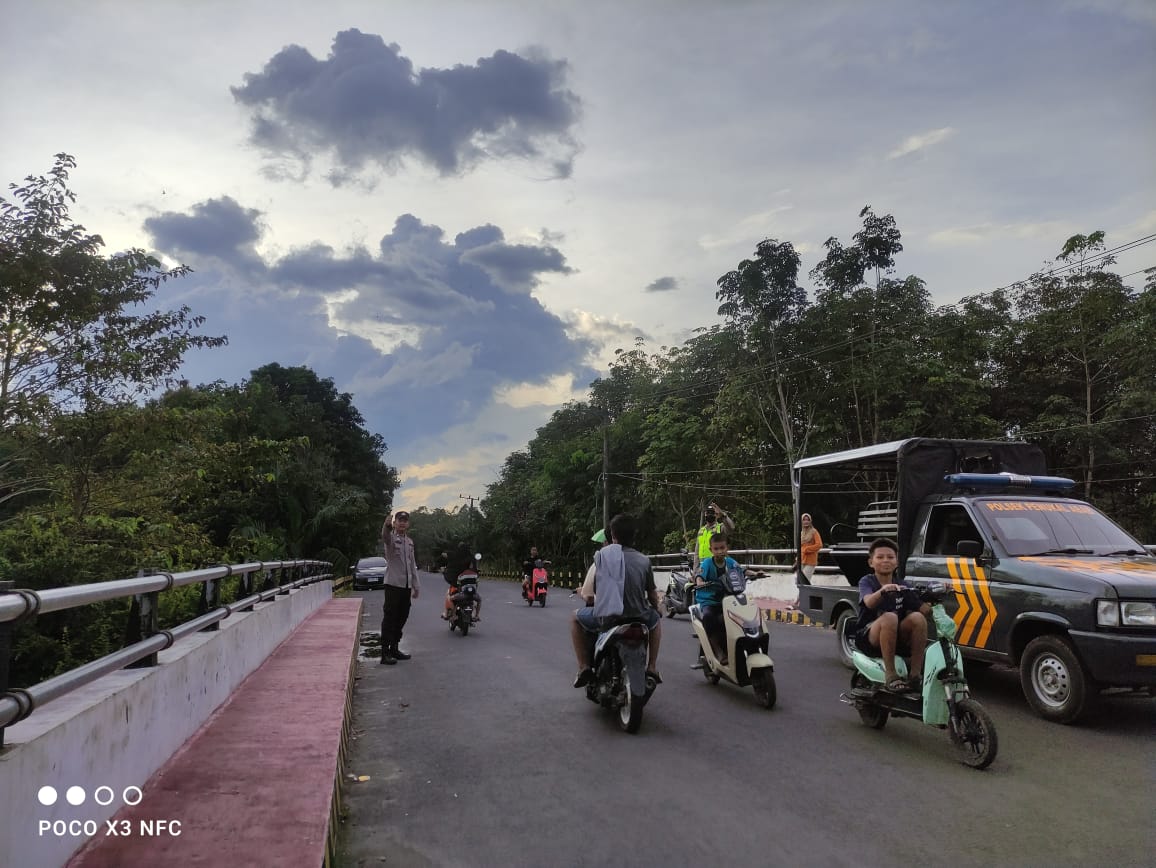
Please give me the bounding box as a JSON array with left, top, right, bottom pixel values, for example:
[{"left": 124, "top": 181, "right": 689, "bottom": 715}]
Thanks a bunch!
[
  {"left": 380, "top": 510, "right": 420, "bottom": 665},
  {"left": 799, "top": 513, "right": 824, "bottom": 580},
  {"left": 694, "top": 501, "right": 734, "bottom": 568}
]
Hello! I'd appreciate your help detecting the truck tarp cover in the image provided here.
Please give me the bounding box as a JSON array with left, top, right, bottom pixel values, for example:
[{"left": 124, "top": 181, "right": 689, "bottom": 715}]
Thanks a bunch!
[{"left": 896, "top": 439, "right": 1047, "bottom": 563}]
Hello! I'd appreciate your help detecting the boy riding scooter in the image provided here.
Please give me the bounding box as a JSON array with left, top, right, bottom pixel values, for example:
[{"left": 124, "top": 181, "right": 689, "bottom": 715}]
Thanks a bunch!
[
  {"left": 854, "top": 538, "right": 927, "bottom": 691},
  {"left": 689, "top": 533, "right": 776, "bottom": 708}
]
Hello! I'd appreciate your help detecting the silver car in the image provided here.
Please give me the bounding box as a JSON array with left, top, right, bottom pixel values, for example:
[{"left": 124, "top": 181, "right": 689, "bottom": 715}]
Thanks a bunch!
[{"left": 353, "top": 556, "right": 388, "bottom": 590}]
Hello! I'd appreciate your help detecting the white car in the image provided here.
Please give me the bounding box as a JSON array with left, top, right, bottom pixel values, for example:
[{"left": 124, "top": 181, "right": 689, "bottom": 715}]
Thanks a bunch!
[{"left": 353, "top": 556, "right": 388, "bottom": 590}]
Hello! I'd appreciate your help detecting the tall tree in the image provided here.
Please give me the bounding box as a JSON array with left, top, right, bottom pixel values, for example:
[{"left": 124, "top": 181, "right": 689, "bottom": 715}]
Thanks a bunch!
[{"left": 0, "top": 154, "right": 225, "bottom": 428}]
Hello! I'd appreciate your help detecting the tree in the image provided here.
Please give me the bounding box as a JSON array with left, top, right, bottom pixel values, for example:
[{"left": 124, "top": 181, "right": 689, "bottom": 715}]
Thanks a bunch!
[{"left": 0, "top": 154, "right": 225, "bottom": 428}]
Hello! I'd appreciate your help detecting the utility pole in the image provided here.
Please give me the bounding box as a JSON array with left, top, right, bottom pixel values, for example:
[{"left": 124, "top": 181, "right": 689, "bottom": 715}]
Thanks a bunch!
[
  {"left": 459, "top": 494, "right": 478, "bottom": 553},
  {"left": 601, "top": 422, "right": 610, "bottom": 533}
]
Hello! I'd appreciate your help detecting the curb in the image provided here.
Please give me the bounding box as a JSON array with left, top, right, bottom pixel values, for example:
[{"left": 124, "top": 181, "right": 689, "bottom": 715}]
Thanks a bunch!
[{"left": 760, "top": 608, "right": 820, "bottom": 627}]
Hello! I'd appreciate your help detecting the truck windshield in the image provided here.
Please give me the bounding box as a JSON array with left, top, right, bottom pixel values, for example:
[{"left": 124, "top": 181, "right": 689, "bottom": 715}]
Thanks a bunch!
[{"left": 978, "top": 499, "right": 1142, "bottom": 556}]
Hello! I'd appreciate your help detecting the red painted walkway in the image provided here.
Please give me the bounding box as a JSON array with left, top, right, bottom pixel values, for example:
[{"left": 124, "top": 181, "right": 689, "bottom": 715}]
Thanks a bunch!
[{"left": 68, "top": 597, "right": 363, "bottom": 868}]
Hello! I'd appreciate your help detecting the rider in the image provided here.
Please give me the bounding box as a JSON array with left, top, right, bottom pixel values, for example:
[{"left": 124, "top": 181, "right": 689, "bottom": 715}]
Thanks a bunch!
[
  {"left": 442, "top": 542, "right": 482, "bottom": 622},
  {"left": 694, "top": 532, "right": 756, "bottom": 666},
  {"left": 854, "top": 538, "right": 929, "bottom": 691},
  {"left": 522, "top": 546, "right": 544, "bottom": 597},
  {"left": 569, "top": 513, "right": 662, "bottom": 687},
  {"left": 694, "top": 502, "right": 734, "bottom": 568}
]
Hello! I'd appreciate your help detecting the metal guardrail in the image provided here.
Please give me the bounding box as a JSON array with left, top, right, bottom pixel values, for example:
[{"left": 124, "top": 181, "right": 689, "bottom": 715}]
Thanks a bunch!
[
  {"left": 650, "top": 548, "right": 840, "bottom": 576},
  {"left": 0, "top": 559, "right": 331, "bottom": 745}
]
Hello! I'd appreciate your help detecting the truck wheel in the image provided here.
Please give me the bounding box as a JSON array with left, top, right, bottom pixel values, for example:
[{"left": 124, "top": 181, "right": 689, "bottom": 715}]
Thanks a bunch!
[
  {"left": 1020, "top": 634, "right": 1094, "bottom": 724},
  {"left": 835, "top": 610, "right": 857, "bottom": 670}
]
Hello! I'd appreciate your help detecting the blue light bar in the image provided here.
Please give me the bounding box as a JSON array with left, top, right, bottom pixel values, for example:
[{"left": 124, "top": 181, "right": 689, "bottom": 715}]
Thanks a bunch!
[{"left": 945, "top": 473, "right": 1076, "bottom": 490}]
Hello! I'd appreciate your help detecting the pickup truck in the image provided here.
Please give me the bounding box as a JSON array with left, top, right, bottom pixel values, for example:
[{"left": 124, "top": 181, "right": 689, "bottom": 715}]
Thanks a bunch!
[{"left": 792, "top": 438, "right": 1156, "bottom": 723}]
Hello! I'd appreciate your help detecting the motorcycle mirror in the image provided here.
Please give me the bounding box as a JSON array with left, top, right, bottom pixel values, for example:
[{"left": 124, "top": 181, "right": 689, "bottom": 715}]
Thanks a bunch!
[{"left": 474, "top": 553, "right": 482, "bottom": 561}]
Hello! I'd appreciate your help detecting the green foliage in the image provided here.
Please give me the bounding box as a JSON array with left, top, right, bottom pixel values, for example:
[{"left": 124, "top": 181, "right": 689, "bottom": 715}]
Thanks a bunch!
[
  {"left": 0, "top": 159, "right": 401, "bottom": 687},
  {"left": 480, "top": 211, "right": 1156, "bottom": 563}
]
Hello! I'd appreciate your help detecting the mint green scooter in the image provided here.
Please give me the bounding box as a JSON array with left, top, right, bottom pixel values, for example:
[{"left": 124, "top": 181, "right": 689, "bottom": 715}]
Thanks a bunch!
[{"left": 841, "top": 582, "right": 998, "bottom": 769}]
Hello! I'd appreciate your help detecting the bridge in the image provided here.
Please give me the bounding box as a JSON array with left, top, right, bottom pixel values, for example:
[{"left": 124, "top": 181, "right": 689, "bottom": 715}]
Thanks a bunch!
[{"left": 1, "top": 558, "right": 1152, "bottom": 867}]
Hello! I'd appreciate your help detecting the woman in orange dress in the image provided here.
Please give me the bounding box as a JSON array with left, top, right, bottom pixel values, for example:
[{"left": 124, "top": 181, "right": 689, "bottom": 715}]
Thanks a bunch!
[{"left": 800, "top": 513, "right": 823, "bottom": 580}]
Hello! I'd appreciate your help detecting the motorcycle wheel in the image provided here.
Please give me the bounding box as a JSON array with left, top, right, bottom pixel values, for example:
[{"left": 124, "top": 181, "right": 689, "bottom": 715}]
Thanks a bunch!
[
  {"left": 539, "top": 598, "right": 546, "bottom": 607},
  {"left": 460, "top": 615, "right": 470, "bottom": 636},
  {"left": 851, "top": 673, "right": 889, "bottom": 729},
  {"left": 950, "top": 697, "right": 998, "bottom": 770},
  {"left": 751, "top": 668, "right": 777, "bottom": 710},
  {"left": 619, "top": 676, "right": 645, "bottom": 734},
  {"left": 664, "top": 603, "right": 674, "bottom": 618},
  {"left": 448, "top": 617, "right": 456, "bottom": 631}
]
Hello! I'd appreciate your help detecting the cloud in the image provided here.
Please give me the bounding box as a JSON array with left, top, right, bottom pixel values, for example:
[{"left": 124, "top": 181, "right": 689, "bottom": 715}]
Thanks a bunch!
[
  {"left": 887, "top": 126, "right": 955, "bottom": 159},
  {"left": 697, "top": 205, "right": 794, "bottom": 251},
  {"left": 144, "top": 198, "right": 598, "bottom": 453},
  {"left": 644, "top": 276, "right": 679, "bottom": 292},
  {"left": 231, "top": 28, "right": 582, "bottom": 181},
  {"left": 143, "top": 197, "right": 266, "bottom": 272},
  {"left": 928, "top": 220, "right": 1075, "bottom": 246},
  {"left": 494, "top": 373, "right": 582, "bottom": 409}
]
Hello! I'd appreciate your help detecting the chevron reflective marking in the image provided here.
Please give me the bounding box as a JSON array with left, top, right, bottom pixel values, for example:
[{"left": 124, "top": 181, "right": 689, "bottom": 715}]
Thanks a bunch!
[
  {"left": 946, "top": 558, "right": 972, "bottom": 640},
  {"left": 971, "top": 561, "right": 998, "bottom": 649},
  {"left": 956, "top": 559, "right": 985, "bottom": 647}
]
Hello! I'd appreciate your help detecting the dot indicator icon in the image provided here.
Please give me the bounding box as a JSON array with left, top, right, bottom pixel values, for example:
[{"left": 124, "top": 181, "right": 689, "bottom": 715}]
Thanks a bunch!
[
  {"left": 66, "top": 786, "right": 86, "bottom": 806},
  {"left": 95, "top": 786, "right": 115, "bottom": 806},
  {"left": 38, "top": 786, "right": 58, "bottom": 806}
]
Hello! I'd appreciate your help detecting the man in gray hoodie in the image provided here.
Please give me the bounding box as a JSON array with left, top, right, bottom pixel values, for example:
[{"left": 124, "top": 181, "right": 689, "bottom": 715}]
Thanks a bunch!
[
  {"left": 569, "top": 513, "right": 662, "bottom": 686},
  {"left": 380, "top": 510, "right": 420, "bottom": 664}
]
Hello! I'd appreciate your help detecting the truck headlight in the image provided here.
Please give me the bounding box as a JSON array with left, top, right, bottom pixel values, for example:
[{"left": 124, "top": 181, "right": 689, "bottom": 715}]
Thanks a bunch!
[{"left": 1121, "top": 602, "right": 1156, "bottom": 627}]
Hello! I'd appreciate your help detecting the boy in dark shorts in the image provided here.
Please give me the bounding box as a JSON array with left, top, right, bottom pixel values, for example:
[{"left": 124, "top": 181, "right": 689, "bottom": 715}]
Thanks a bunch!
[{"left": 856, "top": 538, "right": 930, "bottom": 691}]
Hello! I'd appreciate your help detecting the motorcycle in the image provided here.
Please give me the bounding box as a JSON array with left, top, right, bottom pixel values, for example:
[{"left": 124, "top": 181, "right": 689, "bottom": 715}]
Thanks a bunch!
[
  {"left": 662, "top": 550, "right": 695, "bottom": 618},
  {"left": 448, "top": 563, "right": 481, "bottom": 636},
  {"left": 583, "top": 619, "right": 659, "bottom": 733},
  {"left": 840, "top": 582, "right": 998, "bottom": 770},
  {"left": 523, "top": 559, "right": 550, "bottom": 607},
  {"left": 689, "top": 566, "right": 777, "bottom": 709}
]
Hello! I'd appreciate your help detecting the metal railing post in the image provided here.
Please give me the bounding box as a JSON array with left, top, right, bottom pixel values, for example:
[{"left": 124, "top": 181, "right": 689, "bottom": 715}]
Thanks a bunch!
[
  {"left": 277, "top": 564, "right": 291, "bottom": 595},
  {"left": 238, "top": 567, "right": 256, "bottom": 612},
  {"left": 126, "top": 569, "right": 161, "bottom": 668},
  {"left": 0, "top": 580, "right": 12, "bottom": 748},
  {"left": 199, "top": 567, "right": 223, "bottom": 631}
]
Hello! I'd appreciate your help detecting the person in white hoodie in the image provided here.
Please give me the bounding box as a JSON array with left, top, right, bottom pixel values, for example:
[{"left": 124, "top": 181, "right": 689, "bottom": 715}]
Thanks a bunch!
[{"left": 569, "top": 513, "right": 662, "bottom": 687}]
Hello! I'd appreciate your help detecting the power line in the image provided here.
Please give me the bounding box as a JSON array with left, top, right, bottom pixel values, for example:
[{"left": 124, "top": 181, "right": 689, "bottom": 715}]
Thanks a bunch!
[{"left": 1014, "top": 413, "right": 1156, "bottom": 437}]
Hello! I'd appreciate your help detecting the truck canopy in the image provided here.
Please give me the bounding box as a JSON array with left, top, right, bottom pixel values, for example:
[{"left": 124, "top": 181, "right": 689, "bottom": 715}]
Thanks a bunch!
[{"left": 792, "top": 438, "right": 1048, "bottom": 569}]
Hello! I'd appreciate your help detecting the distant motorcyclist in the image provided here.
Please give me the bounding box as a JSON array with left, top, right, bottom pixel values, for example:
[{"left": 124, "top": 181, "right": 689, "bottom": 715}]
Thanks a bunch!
[
  {"left": 522, "top": 546, "right": 546, "bottom": 597},
  {"left": 442, "top": 543, "right": 482, "bottom": 622}
]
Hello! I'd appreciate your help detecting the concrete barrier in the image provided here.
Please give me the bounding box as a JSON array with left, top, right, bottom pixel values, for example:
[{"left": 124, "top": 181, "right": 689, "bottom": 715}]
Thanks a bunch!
[{"left": 0, "top": 580, "right": 333, "bottom": 868}]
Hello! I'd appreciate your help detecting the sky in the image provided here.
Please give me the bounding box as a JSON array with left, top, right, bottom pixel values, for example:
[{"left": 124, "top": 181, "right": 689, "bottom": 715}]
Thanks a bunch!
[{"left": 3, "top": 0, "right": 1154, "bottom": 510}]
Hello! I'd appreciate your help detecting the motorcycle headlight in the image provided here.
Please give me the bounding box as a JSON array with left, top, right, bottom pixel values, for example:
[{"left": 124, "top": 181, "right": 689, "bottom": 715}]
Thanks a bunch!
[
  {"left": 727, "top": 609, "right": 760, "bottom": 632},
  {"left": 1121, "top": 601, "right": 1156, "bottom": 627},
  {"left": 1096, "top": 600, "right": 1120, "bottom": 627}
]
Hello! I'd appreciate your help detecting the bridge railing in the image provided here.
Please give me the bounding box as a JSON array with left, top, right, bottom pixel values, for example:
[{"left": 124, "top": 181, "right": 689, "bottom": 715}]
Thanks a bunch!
[
  {"left": 0, "top": 559, "right": 332, "bottom": 746},
  {"left": 650, "top": 548, "right": 842, "bottom": 577}
]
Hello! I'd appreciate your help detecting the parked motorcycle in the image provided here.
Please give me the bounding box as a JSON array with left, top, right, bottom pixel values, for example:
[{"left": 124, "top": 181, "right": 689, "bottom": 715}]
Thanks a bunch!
[
  {"left": 583, "top": 619, "right": 659, "bottom": 733},
  {"left": 840, "top": 582, "right": 998, "bottom": 770},
  {"left": 448, "top": 562, "right": 481, "bottom": 636},
  {"left": 689, "top": 565, "right": 777, "bottom": 709},
  {"left": 662, "top": 550, "right": 695, "bottom": 618},
  {"left": 523, "top": 559, "right": 550, "bottom": 607}
]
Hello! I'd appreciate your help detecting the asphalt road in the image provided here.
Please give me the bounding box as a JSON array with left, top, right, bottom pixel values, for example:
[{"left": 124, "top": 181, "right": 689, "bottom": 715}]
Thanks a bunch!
[{"left": 337, "top": 576, "right": 1154, "bottom": 868}]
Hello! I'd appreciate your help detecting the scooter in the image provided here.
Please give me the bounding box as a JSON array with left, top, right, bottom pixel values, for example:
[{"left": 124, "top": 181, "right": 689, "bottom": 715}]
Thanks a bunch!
[
  {"left": 689, "top": 567, "right": 776, "bottom": 709},
  {"left": 523, "top": 559, "right": 550, "bottom": 606},
  {"left": 840, "top": 582, "right": 998, "bottom": 770},
  {"left": 662, "top": 550, "right": 695, "bottom": 618},
  {"left": 584, "top": 620, "right": 659, "bottom": 733}
]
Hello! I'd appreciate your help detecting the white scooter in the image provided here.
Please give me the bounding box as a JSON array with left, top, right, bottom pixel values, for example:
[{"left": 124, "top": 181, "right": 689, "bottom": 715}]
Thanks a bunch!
[{"left": 689, "top": 566, "right": 776, "bottom": 709}]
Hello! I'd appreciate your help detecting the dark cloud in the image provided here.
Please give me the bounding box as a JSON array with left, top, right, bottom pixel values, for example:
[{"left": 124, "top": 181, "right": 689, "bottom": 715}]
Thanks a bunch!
[
  {"left": 143, "top": 200, "right": 597, "bottom": 452},
  {"left": 645, "top": 275, "right": 679, "bottom": 292},
  {"left": 231, "top": 28, "right": 581, "bottom": 181},
  {"left": 144, "top": 197, "right": 266, "bottom": 272}
]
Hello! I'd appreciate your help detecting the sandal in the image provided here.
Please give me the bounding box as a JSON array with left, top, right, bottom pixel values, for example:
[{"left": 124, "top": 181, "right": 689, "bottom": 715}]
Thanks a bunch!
[
  {"left": 645, "top": 670, "right": 663, "bottom": 684},
  {"left": 885, "top": 677, "right": 908, "bottom": 692}
]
